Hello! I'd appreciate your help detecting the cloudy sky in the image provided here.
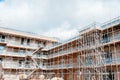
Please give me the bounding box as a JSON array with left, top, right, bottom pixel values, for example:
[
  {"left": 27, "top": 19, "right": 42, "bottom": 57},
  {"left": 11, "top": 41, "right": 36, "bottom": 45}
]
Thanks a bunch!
[{"left": 0, "top": 0, "right": 120, "bottom": 41}]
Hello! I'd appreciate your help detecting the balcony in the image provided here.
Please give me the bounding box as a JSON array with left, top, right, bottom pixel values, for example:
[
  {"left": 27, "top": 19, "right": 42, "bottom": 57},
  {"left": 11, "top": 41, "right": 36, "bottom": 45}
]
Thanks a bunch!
[
  {"left": 2, "top": 62, "right": 35, "bottom": 69},
  {"left": 0, "top": 38, "right": 6, "bottom": 44},
  {"left": 0, "top": 50, "right": 33, "bottom": 57},
  {"left": 101, "top": 16, "right": 120, "bottom": 29},
  {"left": 80, "top": 50, "right": 120, "bottom": 67},
  {"left": 46, "top": 63, "right": 74, "bottom": 70},
  {"left": 103, "top": 51, "right": 120, "bottom": 65},
  {"left": 114, "top": 32, "right": 120, "bottom": 42},
  {"left": 102, "top": 31, "right": 120, "bottom": 44},
  {"left": 78, "top": 33, "right": 120, "bottom": 49},
  {"left": 33, "top": 54, "right": 48, "bottom": 59},
  {"left": 48, "top": 48, "right": 77, "bottom": 58},
  {"left": 7, "top": 41, "right": 39, "bottom": 49}
]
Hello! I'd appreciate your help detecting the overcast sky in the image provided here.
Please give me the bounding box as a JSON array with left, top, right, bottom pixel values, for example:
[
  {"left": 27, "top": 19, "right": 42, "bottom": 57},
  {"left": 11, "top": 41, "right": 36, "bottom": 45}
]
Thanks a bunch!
[{"left": 0, "top": 0, "right": 120, "bottom": 41}]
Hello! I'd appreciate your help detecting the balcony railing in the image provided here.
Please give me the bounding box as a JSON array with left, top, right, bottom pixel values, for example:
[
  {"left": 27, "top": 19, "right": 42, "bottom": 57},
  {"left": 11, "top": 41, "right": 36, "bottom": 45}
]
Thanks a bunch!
[
  {"left": 48, "top": 48, "right": 77, "bottom": 58},
  {"left": 2, "top": 62, "right": 35, "bottom": 69},
  {"left": 3, "top": 50, "right": 120, "bottom": 69},
  {"left": 79, "top": 50, "right": 120, "bottom": 67},
  {"left": 102, "top": 34, "right": 120, "bottom": 44},
  {"left": 46, "top": 63, "right": 74, "bottom": 70},
  {"left": 76, "top": 34, "right": 120, "bottom": 51},
  {"left": 101, "top": 16, "right": 120, "bottom": 29},
  {"left": 0, "top": 38, "right": 6, "bottom": 43},
  {"left": 33, "top": 54, "right": 48, "bottom": 59},
  {"left": 45, "top": 35, "right": 79, "bottom": 50},
  {"left": 0, "top": 51, "right": 32, "bottom": 57},
  {"left": 37, "top": 56, "right": 120, "bottom": 69},
  {"left": 0, "top": 38, "right": 45, "bottom": 49},
  {"left": 7, "top": 41, "right": 39, "bottom": 49},
  {"left": 35, "top": 34, "right": 120, "bottom": 59}
]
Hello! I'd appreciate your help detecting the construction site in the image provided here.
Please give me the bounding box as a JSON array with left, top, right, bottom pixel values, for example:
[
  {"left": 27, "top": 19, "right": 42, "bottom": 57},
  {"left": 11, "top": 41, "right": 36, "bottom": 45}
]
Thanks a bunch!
[{"left": 0, "top": 16, "right": 120, "bottom": 80}]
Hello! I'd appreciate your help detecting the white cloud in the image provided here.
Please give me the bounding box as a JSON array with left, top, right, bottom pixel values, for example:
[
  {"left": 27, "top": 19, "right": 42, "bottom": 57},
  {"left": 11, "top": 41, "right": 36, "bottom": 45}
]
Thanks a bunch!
[
  {"left": 43, "top": 21, "right": 78, "bottom": 41},
  {"left": 0, "top": 0, "right": 49, "bottom": 29},
  {"left": 0, "top": 0, "right": 120, "bottom": 41},
  {"left": 76, "top": 1, "right": 103, "bottom": 17}
]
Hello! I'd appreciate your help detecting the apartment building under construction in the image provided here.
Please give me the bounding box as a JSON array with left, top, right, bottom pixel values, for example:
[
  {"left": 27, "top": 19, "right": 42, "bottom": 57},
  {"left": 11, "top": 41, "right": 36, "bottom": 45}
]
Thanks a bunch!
[{"left": 0, "top": 16, "right": 120, "bottom": 80}]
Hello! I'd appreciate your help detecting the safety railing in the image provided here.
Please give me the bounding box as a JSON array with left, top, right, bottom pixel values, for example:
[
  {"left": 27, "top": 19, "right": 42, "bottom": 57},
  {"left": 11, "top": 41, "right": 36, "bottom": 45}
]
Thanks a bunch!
[
  {"left": 46, "top": 63, "right": 74, "bottom": 70},
  {"left": 44, "top": 35, "right": 79, "bottom": 50},
  {"left": 101, "top": 16, "right": 120, "bottom": 29},
  {"left": 33, "top": 54, "right": 48, "bottom": 59},
  {"left": 2, "top": 62, "right": 35, "bottom": 69},
  {"left": 7, "top": 40, "right": 39, "bottom": 49},
  {"left": 0, "top": 38, "right": 6, "bottom": 43},
  {"left": 48, "top": 47, "right": 77, "bottom": 58},
  {"left": 0, "top": 51, "right": 33, "bottom": 57}
]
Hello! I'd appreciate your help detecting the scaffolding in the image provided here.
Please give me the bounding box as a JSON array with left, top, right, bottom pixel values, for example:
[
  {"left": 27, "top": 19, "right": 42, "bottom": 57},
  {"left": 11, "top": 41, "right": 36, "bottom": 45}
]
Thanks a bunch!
[
  {"left": 33, "top": 18, "right": 120, "bottom": 80},
  {"left": 0, "top": 16, "right": 120, "bottom": 80},
  {"left": 26, "top": 19, "right": 120, "bottom": 80}
]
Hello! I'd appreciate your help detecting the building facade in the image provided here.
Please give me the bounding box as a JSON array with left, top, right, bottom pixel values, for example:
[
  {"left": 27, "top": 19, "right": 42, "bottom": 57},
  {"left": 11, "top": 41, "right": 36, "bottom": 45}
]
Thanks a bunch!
[
  {"left": 0, "top": 16, "right": 120, "bottom": 80},
  {"left": 0, "top": 27, "right": 57, "bottom": 80}
]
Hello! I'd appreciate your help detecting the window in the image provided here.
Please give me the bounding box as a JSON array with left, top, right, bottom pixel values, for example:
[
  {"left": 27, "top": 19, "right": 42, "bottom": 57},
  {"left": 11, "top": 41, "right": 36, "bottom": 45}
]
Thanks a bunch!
[
  {"left": 69, "top": 58, "right": 73, "bottom": 66},
  {"left": 27, "top": 39, "right": 30, "bottom": 45},
  {"left": 76, "top": 70, "right": 81, "bottom": 80},
  {"left": 85, "top": 56, "right": 93, "bottom": 65},
  {"left": 108, "top": 70, "right": 114, "bottom": 80},
  {"left": 19, "top": 49, "right": 24, "bottom": 55},
  {"left": 21, "top": 38, "right": 24, "bottom": 45},
  {"left": 0, "top": 46, "right": 4, "bottom": 52},
  {"left": 68, "top": 72, "right": 73, "bottom": 80},
  {"left": 1, "top": 35, "right": 5, "bottom": 42},
  {"left": 60, "top": 59, "right": 64, "bottom": 64},
  {"left": 60, "top": 71, "right": 64, "bottom": 78},
  {"left": 102, "top": 34, "right": 110, "bottom": 43},
  {"left": 84, "top": 70, "right": 91, "bottom": 80},
  {"left": 60, "top": 59, "right": 64, "bottom": 67},
  {"left": 105, "top": 51, "right": 112, "bottom": 63},
  {"left": 103, "top": 70, "right": 114, "bottom": 80},
  {"left": 25, "top": 59, "right": 30, "bottom": 68},
  {"left": 2, "top": 35, "right": 5, "bottom": 39},
  {"left": 77, "top": 55, "right": 80, "bottom": 66},
  {"left": 0, "top": 58, "right": 2, "bottom": 64},
  {"left": 43, "top": 41, "right": 46, "bottom": 46},
  {"left": 38, "top": 41, "right": 41, "bottom": 47},
  {"left": 18, "top": 60, "right": 22, "bottom": 67}
]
